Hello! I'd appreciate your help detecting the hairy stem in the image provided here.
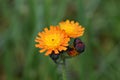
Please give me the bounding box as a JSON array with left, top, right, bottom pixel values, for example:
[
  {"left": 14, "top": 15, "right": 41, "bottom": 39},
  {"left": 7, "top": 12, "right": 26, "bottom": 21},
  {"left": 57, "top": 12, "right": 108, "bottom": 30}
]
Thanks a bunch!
[
  {"left": 57, "top": 58, "right": 67, "bottom": 80},
  {"left": 62, "top": 59, "right": 67, "bottom": 80}
]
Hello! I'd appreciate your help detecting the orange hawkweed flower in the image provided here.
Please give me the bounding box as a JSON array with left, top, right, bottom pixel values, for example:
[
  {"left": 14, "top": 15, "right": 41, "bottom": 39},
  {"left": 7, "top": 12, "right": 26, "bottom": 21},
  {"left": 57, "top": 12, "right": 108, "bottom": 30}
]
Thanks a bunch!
[
  {"left": 59, "top": 20, "right": 85, "bottom": 38},
  {"left": 35, "top": 26, "right": 70, "bottom": 56}
]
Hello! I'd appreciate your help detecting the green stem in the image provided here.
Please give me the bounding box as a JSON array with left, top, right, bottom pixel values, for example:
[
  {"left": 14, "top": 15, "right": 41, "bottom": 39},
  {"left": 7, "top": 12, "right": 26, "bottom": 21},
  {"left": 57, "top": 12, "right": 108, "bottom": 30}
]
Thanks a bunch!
[
  {"left": 57, "top": 54, "right": 67, "bottom": 80},
  {"left": 62, "top": 59, "right": 67, "bottom": 80}
]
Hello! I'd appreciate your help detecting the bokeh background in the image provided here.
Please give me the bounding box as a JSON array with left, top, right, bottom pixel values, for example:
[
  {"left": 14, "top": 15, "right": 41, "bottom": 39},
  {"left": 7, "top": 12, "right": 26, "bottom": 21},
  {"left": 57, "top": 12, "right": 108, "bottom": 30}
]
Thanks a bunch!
[{"left": 0, "top": 0, "right": 120, "bottom": 80}]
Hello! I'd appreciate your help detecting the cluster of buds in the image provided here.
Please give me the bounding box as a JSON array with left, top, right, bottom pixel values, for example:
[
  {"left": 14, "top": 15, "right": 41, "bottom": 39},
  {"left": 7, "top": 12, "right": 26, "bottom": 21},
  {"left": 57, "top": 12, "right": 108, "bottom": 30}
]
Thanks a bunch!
[{"left": 50, "top": 38, "right": 85, "bottom": 63}]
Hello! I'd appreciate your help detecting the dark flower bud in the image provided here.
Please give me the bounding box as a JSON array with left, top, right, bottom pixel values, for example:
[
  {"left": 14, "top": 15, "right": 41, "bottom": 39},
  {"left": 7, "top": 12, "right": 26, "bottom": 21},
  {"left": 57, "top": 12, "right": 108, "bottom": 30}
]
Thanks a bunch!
[
  {"left": 74, "top": 38, "right": 85, "bottom": 53},
  {"left": 49, "top": 52, "right": 60, "bottom": 63},
  {"left": 67, "top": 38, "right": 85, "bottom": 57},
  {"left": 67, "top": 46, "right": 78, "bottom": 56}
]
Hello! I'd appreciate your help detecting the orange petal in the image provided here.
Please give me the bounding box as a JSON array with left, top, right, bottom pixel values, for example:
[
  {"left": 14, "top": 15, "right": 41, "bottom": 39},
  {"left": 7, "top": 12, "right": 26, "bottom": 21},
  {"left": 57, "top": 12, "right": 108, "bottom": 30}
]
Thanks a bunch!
[
  {"left": 58, "top": 46, "right": 67, "bottom": 51},
  {"left": 45, "top": 50, "right": 52, "bottom": 56},
  {"left": 44, "top": 28, "right": 48, "bottom": 32},
  {"left": 35, "top": 44, "right": 40, "bottom": 48},
  {"left": 39, "top": 49, "right": 46, "bottom": 53},
  {"left": 54, "top": 49, "right": 59, "bottom": 54}
]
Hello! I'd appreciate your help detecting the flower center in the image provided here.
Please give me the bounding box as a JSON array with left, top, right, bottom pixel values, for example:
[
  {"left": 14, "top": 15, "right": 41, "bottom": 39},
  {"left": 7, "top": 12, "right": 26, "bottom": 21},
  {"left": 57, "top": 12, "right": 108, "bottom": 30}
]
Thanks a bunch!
[
  {"left": 52, "top": 39, "right": 54, "bottom": 41},
  {"left": 44, "top": 34, "right": 61, "bottom": 48}
]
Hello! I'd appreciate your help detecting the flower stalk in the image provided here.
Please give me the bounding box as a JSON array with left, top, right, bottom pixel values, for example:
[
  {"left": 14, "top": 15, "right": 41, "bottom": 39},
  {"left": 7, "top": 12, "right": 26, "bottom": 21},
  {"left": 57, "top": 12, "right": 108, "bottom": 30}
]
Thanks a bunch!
[
  {"left": 62, "top": 58, "right": 67, "bottom": 80},
  {"left": 57, "top": 54, "right": 67, "bottom": 80}
]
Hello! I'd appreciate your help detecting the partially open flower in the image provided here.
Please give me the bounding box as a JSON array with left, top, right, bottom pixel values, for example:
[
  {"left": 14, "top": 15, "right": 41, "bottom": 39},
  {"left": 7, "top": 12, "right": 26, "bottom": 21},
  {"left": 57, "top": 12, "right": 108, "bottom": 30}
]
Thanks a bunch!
[
  {"left": 35, "top": 26, "right": 70, "bottom": 56},
  {"left": 59, "top": 20, "right": 85, "bottom": 38}
]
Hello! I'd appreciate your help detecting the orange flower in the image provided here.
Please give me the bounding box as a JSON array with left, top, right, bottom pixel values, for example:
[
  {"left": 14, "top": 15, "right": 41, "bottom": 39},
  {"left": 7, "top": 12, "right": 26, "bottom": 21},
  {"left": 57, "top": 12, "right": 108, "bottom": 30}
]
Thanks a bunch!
[
  {"left": 59, "top": 20, "right": 85, "bottom": 38},
  {"left": 35, "top": 26, "right": 70, "bottom": 56}
]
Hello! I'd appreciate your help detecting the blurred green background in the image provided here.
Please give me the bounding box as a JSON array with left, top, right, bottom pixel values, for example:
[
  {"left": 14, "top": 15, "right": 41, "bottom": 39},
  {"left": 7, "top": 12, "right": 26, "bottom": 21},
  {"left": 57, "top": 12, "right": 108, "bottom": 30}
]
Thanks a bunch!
[{"left": 0, "top": 0, "right": 120, "bottom": 80}]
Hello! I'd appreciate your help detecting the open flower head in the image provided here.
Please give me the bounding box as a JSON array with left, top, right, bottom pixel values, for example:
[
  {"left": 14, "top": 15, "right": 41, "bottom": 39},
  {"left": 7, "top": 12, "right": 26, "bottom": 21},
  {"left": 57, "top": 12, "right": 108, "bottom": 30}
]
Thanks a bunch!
[
  {"left": 59, "top": 20, "right": 85, "bottom": 38},
  {"left": 35, "top": 26, "right": 70, "bottom": 56}
]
